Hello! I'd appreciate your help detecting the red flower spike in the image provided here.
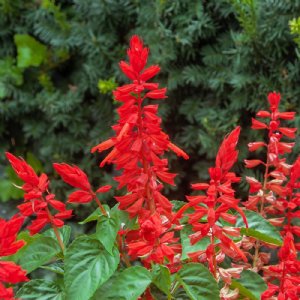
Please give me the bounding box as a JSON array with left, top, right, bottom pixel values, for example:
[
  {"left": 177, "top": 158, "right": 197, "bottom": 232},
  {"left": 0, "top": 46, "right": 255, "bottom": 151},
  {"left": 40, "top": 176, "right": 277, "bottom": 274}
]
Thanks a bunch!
[
  {"left": 5, "top": 152, "right": 39, "bottom": 186},
  {"left": 185, "top": 127, "right": 247, "bottom": 278},
  {"left": 246, "top": 92, "right": 300, "bottom": 281},
  {"left": 6, "top": 154, "right": 72, "bottom": 238},
  {"left": 91, "top": 35, "right": 188, "bottom": 226}
]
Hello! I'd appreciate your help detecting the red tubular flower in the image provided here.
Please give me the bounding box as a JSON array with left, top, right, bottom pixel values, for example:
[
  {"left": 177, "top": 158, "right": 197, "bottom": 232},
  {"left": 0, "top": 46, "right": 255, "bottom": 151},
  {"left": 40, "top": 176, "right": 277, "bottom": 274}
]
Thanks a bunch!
[
  {"left": 6, "top": 153, "right": 72, "bottom": 236},
  {"left": 126, "top": 212, "right": 181, "bottom": 266},
  {"left": 0, "top": 215, "right": 28, "bottom": 300},
  {"left": 0, "top": 215, "right": 25, "bottom": 257},
  {"left": 262, "top": 233, "right": 300, "bottom": 300},
  {"left": 53, "top": 163, "right": 111, "bottom": 216},
  {"left": 180, "top": 127, "right": 248, "bottom": 278}
]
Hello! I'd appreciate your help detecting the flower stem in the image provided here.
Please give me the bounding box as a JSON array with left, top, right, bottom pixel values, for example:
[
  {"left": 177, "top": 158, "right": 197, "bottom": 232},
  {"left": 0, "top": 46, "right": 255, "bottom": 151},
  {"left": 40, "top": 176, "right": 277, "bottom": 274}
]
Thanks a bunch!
[{"left": 94, "top": 195, "right": 107, "bottom": 216}]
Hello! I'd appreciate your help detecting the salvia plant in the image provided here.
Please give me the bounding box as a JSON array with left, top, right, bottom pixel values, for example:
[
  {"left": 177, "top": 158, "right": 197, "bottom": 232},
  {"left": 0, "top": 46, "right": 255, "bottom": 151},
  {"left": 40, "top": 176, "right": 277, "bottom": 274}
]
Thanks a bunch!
[{"left": 0, "top": 36, "right": 299, "bottom": 300}]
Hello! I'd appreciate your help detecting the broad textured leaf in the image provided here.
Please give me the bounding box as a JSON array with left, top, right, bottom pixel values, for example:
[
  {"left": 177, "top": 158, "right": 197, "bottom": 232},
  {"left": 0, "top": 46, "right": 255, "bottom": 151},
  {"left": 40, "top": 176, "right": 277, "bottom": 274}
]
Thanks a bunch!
[
  {"left": 93, "top": 266, "right": 151, "bottom": 300},
  {"left": 64, "top": 236, "right": 119, "bottom": 300},
  {"left": 178, "top": 263, "right": 219, "bottom": 300},
  {"left": 231, "top": 270, "right": 267, "bottom": 300},
  {"left": 18, "top": 235, "right": 61, "bottom": 273},
  {"left": 181, "top": 225, "right": 210, "bottom": 260},
  {"left": 152, "top": 264, "right": 171, "bottom": 296},
  {"left": 236, "top": 210, "right": 282, "bottom": 245},
  {"left": 16, "top": 279, "right": 64, "bottom": 300},
  {"left": 14, "top": 34, "right": 47, "bottom": 68},
  {"left": 96, "top": 213, "right": 120, "bottom": 254}
]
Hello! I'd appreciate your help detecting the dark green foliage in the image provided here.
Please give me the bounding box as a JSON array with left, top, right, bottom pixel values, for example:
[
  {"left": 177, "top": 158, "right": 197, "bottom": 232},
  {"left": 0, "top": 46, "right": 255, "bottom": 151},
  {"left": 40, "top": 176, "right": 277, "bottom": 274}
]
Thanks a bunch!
[{"left": 1, "top": 0, "right": 300, "bottom": 207}]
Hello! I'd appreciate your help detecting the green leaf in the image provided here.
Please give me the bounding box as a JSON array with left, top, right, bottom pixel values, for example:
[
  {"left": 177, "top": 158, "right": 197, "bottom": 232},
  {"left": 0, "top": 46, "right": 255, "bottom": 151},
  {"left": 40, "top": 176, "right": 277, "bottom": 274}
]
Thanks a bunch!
[
  {"left": 152, "top": 264, "right": 171, "bottom": 296},
  {"left": 79, "top": 205, "right": 109, "bottom": 224},
  {"left": 112, "top": 204, "right": 138, "bottom": 230},
  {"left": 177, "top": 263, "right": 219, "bottom": 300},
  {"left": 43, "top": 225, "right": 71, "bottom": 247},
  {"left": 14, "top": 34, "right": 47, "bottom": 68},
  {"left": 93, "top": 266, "right": 151, "bottom": 300},
  {"left": 231, "top": 270, "right": 267, "bottom": 300},
  {"left": 236, "top": 210, "right": 282, "bottom": 245},
  {"left": 96, "top": 212, "right": 120, "bottom": 254},
  {"left": 181, "top": 225, "right": 210, "bottom": 260},
  {"left": 40, "top": 262, "right": 64, "bottom": 275},
  {"left": 17, "top": 234, "right": 61, "bottom": 273},
  {"left": 64, "top": 236, "right": 119, "bottom": 300},
  {"left": 16, "top": 279, "right": 64, "bottom": 300}
]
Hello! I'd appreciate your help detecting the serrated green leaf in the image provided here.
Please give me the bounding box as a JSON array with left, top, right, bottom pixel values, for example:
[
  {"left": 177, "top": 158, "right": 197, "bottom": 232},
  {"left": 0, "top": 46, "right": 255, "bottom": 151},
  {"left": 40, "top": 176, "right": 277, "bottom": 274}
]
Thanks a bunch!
[
  {"left": 231, "top": 270, "right": 267, "bottom": 300},
  {"left": 16, "top": 279, "right": 64, "bottom": 300},
  {"left": 177, "top": 263, "right": 219, "bottom": 300},
  {"left": 181, "top": 225, "right": 210, "bottom": 260},
  {"left": 64, "top": 236, "right": 119, "bottom": 300},
  {"left": 152, "top": 264, "right": 171, "bottom": 296},
  {"left": 96, "top": 214, "right": 120, "bottom": 254},
  {"left": 236, "top": 210, "right": 282, "bottom": 245},
  {"left": 93, "top": 266, "right": 151, "bottom": 300},
  {"left": 14, "top": 34, "right": 47, "bottom": 68}
]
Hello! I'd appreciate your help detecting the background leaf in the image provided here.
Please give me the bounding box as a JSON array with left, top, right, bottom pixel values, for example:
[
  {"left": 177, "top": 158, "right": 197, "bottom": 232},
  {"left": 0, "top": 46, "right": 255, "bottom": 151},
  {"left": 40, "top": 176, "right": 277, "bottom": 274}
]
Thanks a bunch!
[{"left": 14, "top": 34, "right": 47, "bottom": 68}]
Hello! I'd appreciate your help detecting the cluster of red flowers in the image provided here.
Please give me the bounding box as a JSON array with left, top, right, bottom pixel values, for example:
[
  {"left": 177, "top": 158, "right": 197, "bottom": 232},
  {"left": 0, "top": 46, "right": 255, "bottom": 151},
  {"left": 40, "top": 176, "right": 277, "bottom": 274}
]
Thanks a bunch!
[
  {"left": 0, "top": 215, "right": 28, "bottom": 299},
  {"left": 6, "top": 153, "right": 72, "bottom": 236},
  {"left": 245, "top": 92, "right": 300, "bottom": 298},
  {"left": 92, "top": 35, "right": 188, "bottom": 265},
  {"left": 173, "top": 127, "right": 248, "bottom": 289}
]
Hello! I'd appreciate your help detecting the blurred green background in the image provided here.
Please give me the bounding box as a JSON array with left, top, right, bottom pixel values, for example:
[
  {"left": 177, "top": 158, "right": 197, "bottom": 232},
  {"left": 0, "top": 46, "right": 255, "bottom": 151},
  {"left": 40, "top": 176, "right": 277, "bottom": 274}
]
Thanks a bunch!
[{"left": 1, "top": 0, "right": 300, "bottom": 224}]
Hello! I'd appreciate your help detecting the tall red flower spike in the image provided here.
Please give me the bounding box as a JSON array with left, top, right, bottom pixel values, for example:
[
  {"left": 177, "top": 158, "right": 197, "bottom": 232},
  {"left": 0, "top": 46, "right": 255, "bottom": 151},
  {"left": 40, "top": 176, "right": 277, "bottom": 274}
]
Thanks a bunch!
[
  {"left": 243, "top": 92, "right": 299, "bottom": 271},
  {"left": 6, "top": 152, "right": 72, "bottom": 251},
  {"left": 176, "top": 127, "right": 248, "bottom": 280},
  {"left": 91, "top": 35, "right": 188, "bottom": 266},
  {"left": 0, "top": 215, "right": 28, "bottom": 300}
]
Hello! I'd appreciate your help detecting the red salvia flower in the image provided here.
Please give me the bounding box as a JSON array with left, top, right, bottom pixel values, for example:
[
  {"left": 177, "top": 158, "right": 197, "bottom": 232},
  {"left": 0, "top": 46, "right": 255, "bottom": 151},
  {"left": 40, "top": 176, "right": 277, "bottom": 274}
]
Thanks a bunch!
[
  {"left": 53, "top": 163, "right": 111, "bottom": 216},
  {"left": 6, "top": 153, "right": 72, "bottom": 235},
  {"left": 177, "top": 127, "right": 248, "bottom": 278},
  {"left": 244, "top": 92, "right": 300, "bottom": 293},
  {"left": 0, "top": 215, "right": 28, "bottom": 300},
  {"left": 91, "top": 35, "right": 186, "bottom": 266},
  {"left": 126, "top": 212, "right": 181, "bottom": 266},
  {"left": 0, "top": 215, "right": 25, "bottom": 257}
]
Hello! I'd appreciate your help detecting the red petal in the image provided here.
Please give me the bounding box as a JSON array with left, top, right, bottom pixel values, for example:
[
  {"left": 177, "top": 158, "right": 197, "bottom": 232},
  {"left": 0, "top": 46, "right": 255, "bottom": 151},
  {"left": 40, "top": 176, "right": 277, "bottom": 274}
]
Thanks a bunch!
[{"left": 68, "top": 190, "right": 94, "bottom": 204}]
